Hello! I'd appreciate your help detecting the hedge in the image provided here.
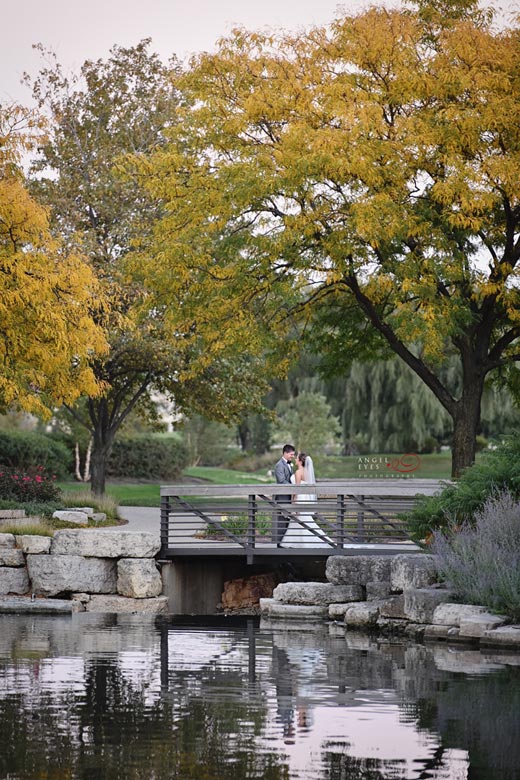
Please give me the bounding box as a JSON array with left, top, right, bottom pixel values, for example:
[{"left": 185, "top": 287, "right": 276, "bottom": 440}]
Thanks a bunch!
[
  {"left": 106, "top": 435, "right": 189, "bottom": 480},
  {"left": 0, "top": 430, "right": 72, "bottom": 479}
]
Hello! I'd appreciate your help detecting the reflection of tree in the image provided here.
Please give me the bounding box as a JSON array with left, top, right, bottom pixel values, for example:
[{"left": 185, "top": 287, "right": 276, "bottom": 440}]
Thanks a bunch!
[
  {"left": 323, "top": 753, "right": 409, "bottom": 780},
  {"left": 408, "top": 668, "right": 520, "bottom": 780},
  {"left": 0, "top": 623, "right": 290, "bottom": 780}
]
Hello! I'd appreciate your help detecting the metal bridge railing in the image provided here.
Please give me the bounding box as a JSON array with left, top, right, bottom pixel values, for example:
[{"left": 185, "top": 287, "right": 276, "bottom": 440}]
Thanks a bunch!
[{"left": 159, "top": 479, "right": 443, "bottom": 563}]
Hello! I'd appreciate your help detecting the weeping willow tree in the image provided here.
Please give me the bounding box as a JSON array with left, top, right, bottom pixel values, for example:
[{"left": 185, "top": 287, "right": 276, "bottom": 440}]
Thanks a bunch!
[{"left": 342, "top": 357, "right": 520, "bottom": 454}]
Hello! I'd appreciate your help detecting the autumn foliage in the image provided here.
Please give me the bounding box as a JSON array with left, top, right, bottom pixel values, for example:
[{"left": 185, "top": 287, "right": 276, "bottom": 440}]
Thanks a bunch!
[
  {"left": 0, "top": 104, "right": 107, "bottom": 417},
  {"left": 137, "top": 3, "right": 520, "bottom": 475}
]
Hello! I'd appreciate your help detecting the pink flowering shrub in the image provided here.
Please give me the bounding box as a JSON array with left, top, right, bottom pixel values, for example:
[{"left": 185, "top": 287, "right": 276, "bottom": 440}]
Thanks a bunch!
[{"left": 0, "top": 466, "right": 61, "bottom": 503}]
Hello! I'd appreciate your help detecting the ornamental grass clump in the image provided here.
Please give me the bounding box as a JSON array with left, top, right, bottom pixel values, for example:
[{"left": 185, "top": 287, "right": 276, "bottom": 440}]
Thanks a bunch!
[{"left": 431, "top": 491, "right": 520, "bottom": 620}]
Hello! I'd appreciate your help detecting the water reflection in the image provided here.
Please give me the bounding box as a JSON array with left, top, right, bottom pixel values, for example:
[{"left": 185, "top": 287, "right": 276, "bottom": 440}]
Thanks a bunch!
[{"left": 0, "top": 613, "right": 518, "bottom": 779}]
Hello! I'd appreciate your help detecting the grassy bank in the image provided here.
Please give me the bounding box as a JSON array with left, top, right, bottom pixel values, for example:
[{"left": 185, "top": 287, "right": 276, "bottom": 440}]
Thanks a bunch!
[{"left": 58, "top": 452, "right": 453, "bottom": 507}]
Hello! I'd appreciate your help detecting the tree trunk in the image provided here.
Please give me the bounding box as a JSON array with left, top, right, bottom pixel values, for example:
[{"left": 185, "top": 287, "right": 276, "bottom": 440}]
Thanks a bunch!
[
  {"left": 89, "top": 405, "right": 116, "bottom": 496},
  {"left": 451, "top": 377, "right": 485, "bottom": 478},
  {"left": 90, "top": 443, "right": 111, "bottom": 497}
]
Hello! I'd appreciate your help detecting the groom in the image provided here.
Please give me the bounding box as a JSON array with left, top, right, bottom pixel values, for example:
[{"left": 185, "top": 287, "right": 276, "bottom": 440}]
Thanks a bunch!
[{"left": 274, "top": 444, "right": 295, "bottom": 544}]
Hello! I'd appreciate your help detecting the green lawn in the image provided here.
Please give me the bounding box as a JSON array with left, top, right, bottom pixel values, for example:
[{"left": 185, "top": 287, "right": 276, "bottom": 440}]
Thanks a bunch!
[
  {"left": 59, "top": 481, "right": 162, "bottom": 507},
  {"left": 58, "top": 453, "right": 454, "bottom": 507},
  {"left": 315, "top": 452, "right": 453, "bottom": 480}
]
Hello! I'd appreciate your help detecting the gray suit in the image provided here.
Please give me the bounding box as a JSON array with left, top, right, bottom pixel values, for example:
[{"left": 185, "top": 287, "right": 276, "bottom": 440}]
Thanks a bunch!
[
  {"left": 274, "top": 457, "right": 293, "bottom": 503},
  {"left": 274, "top": 457, "right": 293, "bottom": 542}
]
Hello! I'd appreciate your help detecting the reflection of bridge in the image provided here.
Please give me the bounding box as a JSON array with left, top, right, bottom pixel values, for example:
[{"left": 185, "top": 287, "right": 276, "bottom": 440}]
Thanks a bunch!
[{"left": 160, "top": 480, "right": 442, "bottom": 564}]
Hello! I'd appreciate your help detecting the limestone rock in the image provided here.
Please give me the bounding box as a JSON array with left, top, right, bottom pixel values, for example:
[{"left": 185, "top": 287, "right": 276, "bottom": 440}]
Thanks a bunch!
[
  {"left": 328, "top": 603, "right": 352, "bottom": 620},
  {"left": 344, "top": 601, "right": 382, "bottom": 627},
  {"left": 262, "top": 601, "right": 329, "bottom": 619},
  {"left": 459, "top": 612, "right": 508, "bottom": 638},
  {"left": 53, "top": 511, "right": 89, "bottom": 525},
  {"left": 259, "top": 597, "right": 275, "bottom": 615},
  {"left": 390, "top": 554, "right": 438, "bottom": 591},
  {"left": 27, "top": 554, "right": 117, "bottom": 596},
  {"left": 379, "top": 594, "right": 407, "bottom": 619},
  {"left": 117, "top": 558, "right": 162, "bottom": 598},
  {"left": 52, "top": 529, "right": 160, "bottom": 558},
  {"left": 85, "top": 594, "right": 169, "bottom": 614},
  {"left": 403, "top": 588, "right": 454, "bottom": 623},
  {"left": 91, "top": 513, "right": 107, "bottom": 523},
  {"left": 0, "top": 596, "right": 84, "bottom": 614},
  {"left": 481, "top": 625, "right": 520, "bottom": 649},
  {"left": 0, "top": 533, "right": 16, "bottom": 548},
  {"left": 16, "top": 535, "right": 52, "bottom": 555},
  {"left": 424, "top": 624, "right": 461, "bottom": 641},
  {"left": 432, "top": 603, "right": 489, "bottom": 626},
  {"left": 221, "top": 573, "right": 278, "bottom": 609},
  {"left": 273, "top": 581, "right": 364, "bottom": 606},
  {"left": 327, "top": 555, "right": 393, "bottom": 585},
  {"left": 0, "top": 548, "right": 25, "bottom": 566},
  {"left": 0, "top": 509, "right": 26, "bottom": 520},
  {"left": 71, "top": 592, "right": 91, "bottom": 603},
  {"left": 366, "top": 581, "right": 392, "bottom": 600},
  {"left": 0, "top": 567, "right": 29, "bottom": 595}
]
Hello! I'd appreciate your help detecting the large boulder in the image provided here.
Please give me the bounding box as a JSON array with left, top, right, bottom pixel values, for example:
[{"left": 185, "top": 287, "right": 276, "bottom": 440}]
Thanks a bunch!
[
  {"left": 0, "top": 533, "right": 16, "bottom": 548},
  {"left": 0, "top": 567, "right": 30, "bottom": 595},
  {"left": 459, "top": 612, "right": 508, "bottom": 638},
  {"left": 390, "top": 554, "right": 438, "bottom": 591},
  {"left": 52, "top": 511, "right": 89, "bottom": 525},
  {"left": 0, "top": 548, "right": 25, "bottom": 567},
  {"left": 27, "top": 554, "right": 117, "bottom": 596},
  {"left": 403, "top": 588, "right": 454, "bottom": 623},
  {"left": 273, "top": 581, "right": 364, "bottom": 605},
  {"left": 326, "top": 556, "right": 391, "bottom": 585},
  {"left": 85, "top": 595, "right": 169, "bottom": 614},
  {"left": 16, "top": 535, "right": 52, "bottom": 555},
  {"left": 432, "top": 603, "right": 490, "bottom": 626},
  {"left": 344, "top": 601, "right": 382, "bottom": 627},
  {"left": 379, "top": 594, "right": 407, "bottom": 619},
  {"left": 260, "top": 600, "right": 328, "bottom": 620},
  {"left": 221, "top": 573, "right": 278, "bottom": 609},
  {"left": 481, "top": 625, "right": 520, "bottom": 649},
  {"left": 51, "top": 530, "right": 160, "bottom": 558},
  {"left": 0, "top": 596, "right": 83, "bottom": 614},
  {"left": 117, "top": 559, "right": 163, "bottom": 598}
]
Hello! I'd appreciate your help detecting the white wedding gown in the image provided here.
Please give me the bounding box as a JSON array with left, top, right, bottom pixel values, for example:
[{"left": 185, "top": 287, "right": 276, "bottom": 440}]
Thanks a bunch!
[{"left": 280, "top": 476, "right": 333, "bottom": 548}]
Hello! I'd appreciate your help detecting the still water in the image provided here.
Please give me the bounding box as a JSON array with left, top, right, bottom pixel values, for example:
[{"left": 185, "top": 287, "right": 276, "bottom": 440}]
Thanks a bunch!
[{"left": 0, "top": 613, "right": 518, "bottom": 780}]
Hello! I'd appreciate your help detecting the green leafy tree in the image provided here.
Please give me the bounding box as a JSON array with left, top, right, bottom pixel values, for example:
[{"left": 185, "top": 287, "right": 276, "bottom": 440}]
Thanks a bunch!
[
  {"left": 275, "top": 391, "right": 341, "bottom": 453},
  {"left": 27, "top": 42, "right": 268, "bottom": 494},
  {"left": 139, "top": 1, "right": 520, "bottom": 477}
]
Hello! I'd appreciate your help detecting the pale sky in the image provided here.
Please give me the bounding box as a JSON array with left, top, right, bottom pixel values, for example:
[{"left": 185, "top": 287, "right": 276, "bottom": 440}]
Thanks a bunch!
[
  {"left": 2, "top": 0, "right": 518, "bottom": 107},
  {"left": 1, "top": 0, "right": 365, "bottom": 105}
]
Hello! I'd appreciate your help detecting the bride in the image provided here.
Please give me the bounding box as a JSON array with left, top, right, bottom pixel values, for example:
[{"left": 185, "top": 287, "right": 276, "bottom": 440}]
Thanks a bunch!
[{"left": 281, "top": 453, "right": 333, "bottom": 548}]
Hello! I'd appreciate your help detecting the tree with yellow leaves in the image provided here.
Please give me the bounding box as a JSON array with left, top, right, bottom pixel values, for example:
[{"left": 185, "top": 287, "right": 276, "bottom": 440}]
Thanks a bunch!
[
  {"left": 0, "top": 104, "right": 107, "bottom": 418},
  {"left": 27, "top": 41, "right": 275, "bottom": 494},
  {"left": 139, "top": 0, "right": 520, "bottom": 476}
]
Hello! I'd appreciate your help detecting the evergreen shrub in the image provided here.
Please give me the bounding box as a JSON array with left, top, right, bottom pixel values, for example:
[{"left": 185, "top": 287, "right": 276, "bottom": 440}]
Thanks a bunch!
[
  {"left": 107, "top": 435, "right": 189, "bottom": 480},
  {"left": 0, "top": 430, "right": 72, "bottom": 478},
  {"left": 432, "top": 491, "right": 520, "bottom": 620},
  {"left": 405, "top": 434, "right": 520, "bottom": 540}
]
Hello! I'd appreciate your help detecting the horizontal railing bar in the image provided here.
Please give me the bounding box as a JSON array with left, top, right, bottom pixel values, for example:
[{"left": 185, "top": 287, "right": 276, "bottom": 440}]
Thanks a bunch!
[{"left": 160, "top": 479, "right": 445, "bottom": 498}]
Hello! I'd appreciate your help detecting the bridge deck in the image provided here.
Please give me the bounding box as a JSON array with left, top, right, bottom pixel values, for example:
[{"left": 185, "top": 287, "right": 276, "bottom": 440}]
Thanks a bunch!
[{"left": 160, "top": 479, "right": 442, "bottom": 563}]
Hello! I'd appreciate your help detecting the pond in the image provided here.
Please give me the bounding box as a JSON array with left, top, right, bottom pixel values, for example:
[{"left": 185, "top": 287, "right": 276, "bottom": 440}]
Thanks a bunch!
[{"left": 0, "top": 613, "right": 518, "bottom": 780}]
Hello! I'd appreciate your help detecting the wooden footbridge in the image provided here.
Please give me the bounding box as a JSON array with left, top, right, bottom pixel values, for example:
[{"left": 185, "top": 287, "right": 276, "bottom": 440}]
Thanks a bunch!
[{"left": 160, "top": 479, "right": 442, "bottom": 564}]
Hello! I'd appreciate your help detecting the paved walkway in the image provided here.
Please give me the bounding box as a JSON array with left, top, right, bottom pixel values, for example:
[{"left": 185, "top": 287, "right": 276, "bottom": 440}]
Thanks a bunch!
[{"left": 104, "top": 506, "right": 161, "bottom": 534}]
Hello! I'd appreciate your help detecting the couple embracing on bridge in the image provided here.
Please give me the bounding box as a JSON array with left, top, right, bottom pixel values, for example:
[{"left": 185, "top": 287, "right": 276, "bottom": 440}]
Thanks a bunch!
[{"left": 273, "top": 444, "right": 332, "bottom": 548}]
